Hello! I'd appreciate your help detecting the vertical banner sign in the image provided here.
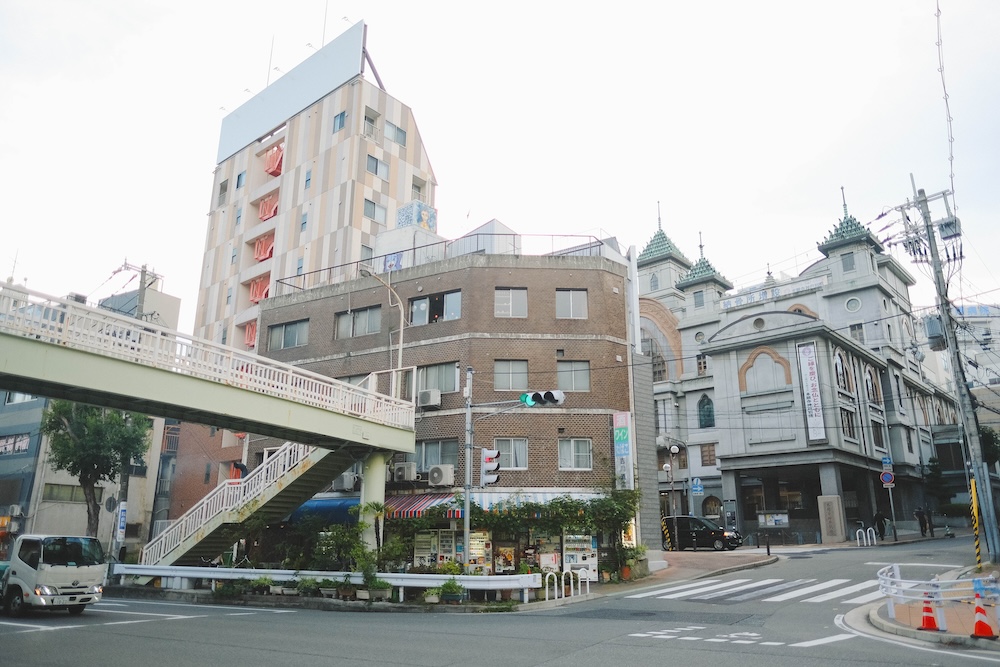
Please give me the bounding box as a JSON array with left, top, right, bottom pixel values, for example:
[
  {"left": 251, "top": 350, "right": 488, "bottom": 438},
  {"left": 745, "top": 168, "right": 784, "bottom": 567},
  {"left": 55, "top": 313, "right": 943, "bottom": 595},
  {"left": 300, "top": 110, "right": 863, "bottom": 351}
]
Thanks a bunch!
[
  {"left": 613, "top": 412, "right": 634, "bottom": 490},
  {"left": 117, "top": 502, "right": 127, "bottom": 542},
  {"left": 797, "top": 342, "right": 826, "bottom": 441}
]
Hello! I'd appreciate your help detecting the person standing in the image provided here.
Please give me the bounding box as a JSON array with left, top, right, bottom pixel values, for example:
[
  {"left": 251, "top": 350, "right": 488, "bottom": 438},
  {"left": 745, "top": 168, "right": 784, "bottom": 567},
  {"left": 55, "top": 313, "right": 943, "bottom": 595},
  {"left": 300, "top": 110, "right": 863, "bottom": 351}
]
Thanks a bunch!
[
  {"left": 873, "top": 510, "right": 887, "bottom": 540},
  {"left": 914, "top": 507, "right": 928, "bottom": 537}
]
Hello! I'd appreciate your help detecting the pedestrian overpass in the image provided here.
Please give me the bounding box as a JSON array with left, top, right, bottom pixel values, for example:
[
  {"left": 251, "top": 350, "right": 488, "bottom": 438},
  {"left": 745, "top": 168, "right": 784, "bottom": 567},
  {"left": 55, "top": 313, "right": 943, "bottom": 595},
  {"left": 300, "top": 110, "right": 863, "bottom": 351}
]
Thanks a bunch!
[{"left": 0, "top": 283, "right": 415, "bottom": 566}]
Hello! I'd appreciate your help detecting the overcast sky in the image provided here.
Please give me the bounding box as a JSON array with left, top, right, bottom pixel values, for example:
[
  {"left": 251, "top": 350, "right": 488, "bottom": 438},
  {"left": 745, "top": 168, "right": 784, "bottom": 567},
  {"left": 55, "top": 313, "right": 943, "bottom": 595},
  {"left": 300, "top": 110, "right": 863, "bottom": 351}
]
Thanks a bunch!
[{"left": 3, "top": 1, "right": 998, "bottom": 333}]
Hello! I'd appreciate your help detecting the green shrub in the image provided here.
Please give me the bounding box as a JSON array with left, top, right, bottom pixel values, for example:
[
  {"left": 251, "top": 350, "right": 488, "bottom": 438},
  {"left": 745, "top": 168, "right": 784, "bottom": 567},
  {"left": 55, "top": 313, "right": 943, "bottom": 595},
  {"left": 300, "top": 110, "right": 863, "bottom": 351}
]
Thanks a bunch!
[
  {"left": 440, "top": 578, "right": 464, "bottom": 595},
  {"left": 297, "top": 577, "right": 320, "bottom": 596}
]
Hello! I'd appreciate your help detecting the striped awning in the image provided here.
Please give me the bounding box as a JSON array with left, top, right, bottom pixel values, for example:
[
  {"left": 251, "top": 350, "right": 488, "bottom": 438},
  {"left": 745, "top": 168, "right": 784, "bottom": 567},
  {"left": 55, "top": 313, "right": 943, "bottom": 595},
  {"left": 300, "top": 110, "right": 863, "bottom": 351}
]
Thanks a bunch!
[
  {"left": 468, "top": 491, "right": 603, "bottom": 511},
  {"left": 385, "top": 493, "right": 460, "bottom": 519}
]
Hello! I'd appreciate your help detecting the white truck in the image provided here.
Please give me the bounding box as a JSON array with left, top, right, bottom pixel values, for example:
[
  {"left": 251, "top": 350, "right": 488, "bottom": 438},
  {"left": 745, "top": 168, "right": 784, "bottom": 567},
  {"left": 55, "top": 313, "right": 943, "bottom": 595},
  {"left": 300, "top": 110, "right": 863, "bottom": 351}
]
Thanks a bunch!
[{"left": 0, "top": 534, "right": 105, "bottom": 617}]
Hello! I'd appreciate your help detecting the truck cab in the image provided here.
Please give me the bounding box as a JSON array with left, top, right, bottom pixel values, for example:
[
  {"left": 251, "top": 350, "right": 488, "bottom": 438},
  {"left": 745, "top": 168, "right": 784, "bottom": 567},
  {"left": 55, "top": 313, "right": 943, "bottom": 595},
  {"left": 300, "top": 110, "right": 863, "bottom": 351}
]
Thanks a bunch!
[{"left": 1, "top": 534, "right": 105, "bottom": 617}]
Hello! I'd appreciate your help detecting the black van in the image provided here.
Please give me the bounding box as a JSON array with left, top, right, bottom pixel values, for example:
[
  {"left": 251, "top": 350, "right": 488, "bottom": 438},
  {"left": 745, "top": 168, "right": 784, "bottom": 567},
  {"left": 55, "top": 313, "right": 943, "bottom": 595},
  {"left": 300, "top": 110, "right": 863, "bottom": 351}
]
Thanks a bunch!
[{"left": 662, "top": 516, "right": 742, "bottom": 551}]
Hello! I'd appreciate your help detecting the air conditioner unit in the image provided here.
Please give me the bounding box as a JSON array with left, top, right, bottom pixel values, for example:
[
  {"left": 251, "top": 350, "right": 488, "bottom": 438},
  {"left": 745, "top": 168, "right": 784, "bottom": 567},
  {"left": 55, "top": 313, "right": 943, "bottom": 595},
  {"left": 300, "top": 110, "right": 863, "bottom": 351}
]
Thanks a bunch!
[
  {"left": 331, "top": 472, "right": 357, "bottom": 491},
  {"left": 9, "top": 504, "right": 23, "bottom": 517},
  {"left": 394, "top": 462, "right": 418, "bottom": 482},
  {"left": 428, "top": 464, "right": 455, "bottom": 487},
  {"left": 417, "top": 388, "right": 442, "bottom": 409}
]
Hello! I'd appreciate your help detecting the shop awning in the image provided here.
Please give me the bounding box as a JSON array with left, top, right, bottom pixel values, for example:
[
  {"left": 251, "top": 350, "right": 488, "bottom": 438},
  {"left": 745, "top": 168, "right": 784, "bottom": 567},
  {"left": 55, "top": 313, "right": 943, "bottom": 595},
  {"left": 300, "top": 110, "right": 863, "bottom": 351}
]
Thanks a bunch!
[
  {"left": 385, "top": 493, "right": 460, "bottom": 519},
  {"left": 290, "top": 496, "right": 360, "bottom": 524},
  {"left": 468, "top": 491, "right": 603, "bottom": 511}
]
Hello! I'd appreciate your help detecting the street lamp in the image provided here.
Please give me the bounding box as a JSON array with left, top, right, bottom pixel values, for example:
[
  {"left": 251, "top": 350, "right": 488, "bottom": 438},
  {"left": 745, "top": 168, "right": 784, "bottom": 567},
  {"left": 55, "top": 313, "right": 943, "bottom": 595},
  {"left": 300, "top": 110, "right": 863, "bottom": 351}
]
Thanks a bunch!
[{"left": 359, "top": 266, "right": 404, "bottom": 395}]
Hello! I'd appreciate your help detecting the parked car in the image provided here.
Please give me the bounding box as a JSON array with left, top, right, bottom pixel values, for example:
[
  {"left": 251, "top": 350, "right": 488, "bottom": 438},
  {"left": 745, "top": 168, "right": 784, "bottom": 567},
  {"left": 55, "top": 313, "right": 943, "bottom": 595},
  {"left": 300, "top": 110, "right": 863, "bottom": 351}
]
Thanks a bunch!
[{"left": 662, "top": 516, "right": 742, "bottom": 551}]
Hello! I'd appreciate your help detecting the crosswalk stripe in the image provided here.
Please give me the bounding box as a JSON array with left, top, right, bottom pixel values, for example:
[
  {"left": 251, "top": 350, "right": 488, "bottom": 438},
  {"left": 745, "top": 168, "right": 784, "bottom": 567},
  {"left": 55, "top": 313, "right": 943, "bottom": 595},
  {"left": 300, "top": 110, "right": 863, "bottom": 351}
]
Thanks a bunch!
[
  {"left": 804, "top": 580, "right": 879, "bottom": 602},
  {"left": 764, "top": 579, "right": 851, "bottom": 601},
  {"left": 789, "top": 633, "right": 855, "bottom": 647},
  {"left": 657, "top": 579, "right": 752, "bottom": 599},
  {"left": 844, "top": 580, "right": 917, "bottom": 604},
  {"left": 626, "top": 580, "right": 720, "bottom": 599},
  {"left": 691, "top": 578, "right": 784, "bottom": 600},
  {"left": 728, "top": 578, "right": 815, "bottom": 601}
]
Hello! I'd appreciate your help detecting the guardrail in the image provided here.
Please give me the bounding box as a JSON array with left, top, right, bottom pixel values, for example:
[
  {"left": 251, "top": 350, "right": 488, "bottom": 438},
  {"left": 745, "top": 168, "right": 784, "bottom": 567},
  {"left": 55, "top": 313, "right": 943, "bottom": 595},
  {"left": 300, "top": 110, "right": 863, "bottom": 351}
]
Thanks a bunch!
[
  {"left": 0, "top": 284, "right": 414, "bottom": 430},
  {"left": 878, "top": 563, "right": 1000, "bottom": 631},
  {"left": 112, "top": 564, "right": 544, "bottom": 602}
]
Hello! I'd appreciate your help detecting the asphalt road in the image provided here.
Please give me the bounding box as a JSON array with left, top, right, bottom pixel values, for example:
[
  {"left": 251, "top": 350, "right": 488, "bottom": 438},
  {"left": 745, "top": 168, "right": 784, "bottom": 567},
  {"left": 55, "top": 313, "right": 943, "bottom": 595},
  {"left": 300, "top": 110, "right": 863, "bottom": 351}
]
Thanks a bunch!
[{"left": 2, "top": 538, "right": 996, "bottom": 666}]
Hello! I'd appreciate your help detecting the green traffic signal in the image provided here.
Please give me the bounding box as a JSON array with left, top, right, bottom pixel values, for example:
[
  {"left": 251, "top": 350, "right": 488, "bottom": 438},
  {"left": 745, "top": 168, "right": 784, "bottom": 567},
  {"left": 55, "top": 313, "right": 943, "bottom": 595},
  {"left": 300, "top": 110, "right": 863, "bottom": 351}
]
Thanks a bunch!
[{"left": 519, "top": 392, "right": 536, "bottom": 407}]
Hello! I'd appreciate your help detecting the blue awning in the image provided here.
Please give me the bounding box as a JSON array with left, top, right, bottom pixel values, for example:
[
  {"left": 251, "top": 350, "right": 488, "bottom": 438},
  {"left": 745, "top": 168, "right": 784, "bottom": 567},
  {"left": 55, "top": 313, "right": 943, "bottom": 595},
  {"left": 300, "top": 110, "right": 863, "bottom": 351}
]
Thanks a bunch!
[{"left": 290, "top": 496, "right": 360, "bottom": 524}]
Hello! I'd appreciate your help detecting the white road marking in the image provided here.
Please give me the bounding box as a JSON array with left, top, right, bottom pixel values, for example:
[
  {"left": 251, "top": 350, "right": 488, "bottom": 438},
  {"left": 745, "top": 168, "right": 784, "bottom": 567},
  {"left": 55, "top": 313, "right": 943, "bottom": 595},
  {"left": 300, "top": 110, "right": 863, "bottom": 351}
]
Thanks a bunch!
[
  {"left": 658, "top": 579, "right": 752, "bottom": 599},
  {"left": 759, "top": 641, "right": 785, "bottom": 646},
  {"left": 804, "top": 580, "right": 880, "bottom": 602},
  {"left": 626, "top": 580, "right": 720, "bottom": 598},
  {"left": 764, "top": 579, "right": 851, "bottom": 601},
  {"left": 226, "top": 612, "right": 258, "bottom": 616},
  {"left": 692, "top": 578, "right": 783, "bottom": 600},
  {"left": 729, "top": 578, "right": 814, "bottom": 601},
  {"left": 789, "top": 633, "right": 856, "bottom": 647}
]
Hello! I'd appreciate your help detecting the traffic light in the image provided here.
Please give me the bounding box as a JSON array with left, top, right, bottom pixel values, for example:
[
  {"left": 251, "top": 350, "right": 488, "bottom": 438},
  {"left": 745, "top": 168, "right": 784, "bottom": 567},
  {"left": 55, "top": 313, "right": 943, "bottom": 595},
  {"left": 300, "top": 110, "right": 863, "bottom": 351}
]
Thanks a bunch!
[
  {"left": 518, "top": 390, "right": 566, "bottom": 407},
  {"left": 480, "top": 448, "right": 500, "bottom": 486}
]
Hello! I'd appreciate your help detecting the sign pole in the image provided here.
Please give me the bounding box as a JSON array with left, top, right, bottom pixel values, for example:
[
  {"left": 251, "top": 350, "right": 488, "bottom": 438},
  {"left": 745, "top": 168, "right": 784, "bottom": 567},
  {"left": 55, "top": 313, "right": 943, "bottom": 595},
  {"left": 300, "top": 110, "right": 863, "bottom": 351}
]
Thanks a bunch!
[{"left": 887, "top": 487, "right": 898, "bottom": 542}]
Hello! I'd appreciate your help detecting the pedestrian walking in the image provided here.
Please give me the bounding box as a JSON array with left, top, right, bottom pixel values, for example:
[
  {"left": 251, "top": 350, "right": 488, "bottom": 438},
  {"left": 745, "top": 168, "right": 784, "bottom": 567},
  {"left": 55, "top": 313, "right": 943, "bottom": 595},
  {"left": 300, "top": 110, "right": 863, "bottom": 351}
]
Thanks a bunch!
[
  {"left": 873, "top": 510, "right": 887, "bottom": 540},
  {"left": 914, "top": 507, "right": 928, "bottom": 537}
]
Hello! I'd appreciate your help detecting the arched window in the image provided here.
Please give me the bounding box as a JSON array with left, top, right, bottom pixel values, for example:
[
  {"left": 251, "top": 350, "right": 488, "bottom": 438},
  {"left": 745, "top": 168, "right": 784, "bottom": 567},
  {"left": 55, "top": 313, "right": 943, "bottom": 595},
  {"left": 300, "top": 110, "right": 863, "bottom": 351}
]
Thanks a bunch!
[
  {"left": 698, "top": 395, "right": 715, "bottom": 428},
  {"left": 865, "top": 367, "right": 880, "bottom": 404},
  {"left": 650, "top": 273, "right": 659, "bottom": 291},
  {"left": 834, "top": 351, "right": 852, "bottom": 391},
  {"left": 641, "top": 330, "right": 666, "bottom": 382}
]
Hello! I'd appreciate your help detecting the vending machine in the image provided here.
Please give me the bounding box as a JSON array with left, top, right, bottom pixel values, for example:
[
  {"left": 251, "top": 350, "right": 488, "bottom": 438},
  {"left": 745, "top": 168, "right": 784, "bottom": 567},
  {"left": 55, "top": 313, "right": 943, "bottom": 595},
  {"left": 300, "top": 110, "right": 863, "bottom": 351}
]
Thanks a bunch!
[{"left": 562, "top": 533, "right": 598, "bottom": 581}]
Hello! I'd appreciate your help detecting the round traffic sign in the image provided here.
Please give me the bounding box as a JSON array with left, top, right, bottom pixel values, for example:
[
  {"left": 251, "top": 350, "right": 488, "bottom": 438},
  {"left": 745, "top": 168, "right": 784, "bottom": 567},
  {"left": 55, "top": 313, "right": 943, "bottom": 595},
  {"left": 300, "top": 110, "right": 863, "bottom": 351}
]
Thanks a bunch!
[{"left": 879, "top": 471, "right": 894, "bottom": 484}]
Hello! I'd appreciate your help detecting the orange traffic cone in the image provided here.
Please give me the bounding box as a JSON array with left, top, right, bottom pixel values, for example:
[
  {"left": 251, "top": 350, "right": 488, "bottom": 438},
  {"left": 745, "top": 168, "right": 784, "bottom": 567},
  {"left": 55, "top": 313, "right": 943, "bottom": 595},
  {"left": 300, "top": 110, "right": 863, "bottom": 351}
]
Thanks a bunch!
[
  {"left": 971, "top": 593, "right": 998, "bottom": 640},
  {"left": 917, "top": 593, "right": 940, "bottom": 632}
]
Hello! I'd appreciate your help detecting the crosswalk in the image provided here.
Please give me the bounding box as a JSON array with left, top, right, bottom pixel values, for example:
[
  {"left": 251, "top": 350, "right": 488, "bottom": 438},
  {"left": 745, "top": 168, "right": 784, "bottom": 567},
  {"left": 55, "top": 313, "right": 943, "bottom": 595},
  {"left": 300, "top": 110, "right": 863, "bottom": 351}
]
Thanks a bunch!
[{"left": 625, "top": 577, "right": 904, "bottom": 605}]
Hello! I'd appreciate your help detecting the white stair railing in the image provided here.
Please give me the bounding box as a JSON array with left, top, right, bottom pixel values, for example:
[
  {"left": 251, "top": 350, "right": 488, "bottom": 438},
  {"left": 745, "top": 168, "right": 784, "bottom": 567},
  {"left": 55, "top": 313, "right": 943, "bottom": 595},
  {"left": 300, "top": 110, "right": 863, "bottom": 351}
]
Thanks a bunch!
[{"left": 140, "top": 442, "right": 315, "bottom": 565}]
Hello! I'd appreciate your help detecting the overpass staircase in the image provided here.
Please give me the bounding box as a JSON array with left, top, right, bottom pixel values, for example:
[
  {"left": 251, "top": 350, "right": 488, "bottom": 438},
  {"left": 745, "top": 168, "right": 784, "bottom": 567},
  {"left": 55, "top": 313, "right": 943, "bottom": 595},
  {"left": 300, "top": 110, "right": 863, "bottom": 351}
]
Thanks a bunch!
[{"left": 141, "top": 441, "right": 361, "bottom": 567}]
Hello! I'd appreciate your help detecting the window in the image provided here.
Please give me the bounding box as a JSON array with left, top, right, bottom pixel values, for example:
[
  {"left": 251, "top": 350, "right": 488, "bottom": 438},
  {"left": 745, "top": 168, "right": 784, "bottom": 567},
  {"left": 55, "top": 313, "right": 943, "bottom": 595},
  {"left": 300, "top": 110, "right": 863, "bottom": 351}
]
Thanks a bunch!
[
  {"left": 221, "top": 330, "right": 227, "bottom": 345},
  {"left": 556, "top": 289, "right": 588, "bottom": 318},
  {"left": 412, "top": 182, "right": 424, "bottom": 202},
  {"left": 43, "top": 484, "right": 103, "bottom": 503},
  {"left": 834, "top": 352, "right": 852, "bottom": 391},
  {"left": 495, "top": 288, "right": 527, "bottom": 317},
  {"left": 558, "top": 438, "right": 592, "bottom": 470},
  {"left": 694, "top": 290, "right": 705, "bottom": 308},
  {"left": 361, "top": 245, "right": 374, "bottom": 262},
  {"left": 333, "top": 111, "right": 346, "bottom": 133},
  {"left": 268, "top": 319, "right": 309, "bottom": 350},
  {"left": 217, "top": 179, "right": 228, "bottom": 207},
  {"left": 850, "top": 323, "right": 865, "bottom": 343},
  {"left": 557, "top": 360, "right": 591, "bottom": 392},
  {"left": 385, "top": 121, "right": 406, "bottom": 146},
  {"left": 842, "top": 252, "right": 855, "bottom": 272},
  {"left": 236, "top": 207, "right": 242, "bottom": 226},
  {"left": 336, "top": 306, "right": 381, "bottom": 339},
  {"left": 0, "top": 433, "right": 29, "bottom": 455},
  {"left": 496, "top": 437, "right": 528, "bottom": 469},
  {"left": 840, "top": 407, "right": 857, "bottom": 439},
  {"left": 905, "top": 429, "right": 914, "bottom": 453},
  {"left": 364, "top": 114, "right": 377, "bottom": 138},
  {"left": 231, "top": 248, "right": 237, "bottom": 264},
  {"left": 696, "top": 354, "right": 707, "bottom": 377},
  {"left": 895, "top": 374, "right": 905, "bottom": 411},
  {"left": 410, "top": 290, "right": 461, "bottom": 325},
  {"left": 296, "top": 258, "right": 304, "bottom": 276},
  {"left": 698, "top": 395, "right": 715, "bottom": 428},
  {"left": 363, "top": 198, "right": 387, "bottom": 224},
  {"left": 641, "top": 338, "right": 666, "bottom": 382},
  {"left": 204, "top": 462, "right": 211, "bottom": 484},
  {"left": 226, "top": 287, "right": 232, "bottom": 305},
  {"left": 305, "top": 169, "right": 312, "bottom": 189},
  {"left": 494, "top": 360, "right": 528, "bottom": 391},
  {"left": 700, "top": 443, "right": 717, "bottom": 467},
  {"left": 417, "top": 363, "right": 458, "bottom": 393},
  {"left": 236, "top": 171, "right": 246, "bottom": 188},
  {"left": 865, "top": 368, "right": 881, "bottom": 403},
  {"left": 405, "top": 439, "right": 459, "bottom": 472},
  {"left": 301, "top": 213, "right": 308, "bottom": 232},
  {"left": 872, "top": 421, "right": 886, "bottom": 450},
  {"left": 366, "top": 155, "right": 389, "bottom": 180},
  {"left": 650, "top": 274, "right": 659, "bottom": 291}
]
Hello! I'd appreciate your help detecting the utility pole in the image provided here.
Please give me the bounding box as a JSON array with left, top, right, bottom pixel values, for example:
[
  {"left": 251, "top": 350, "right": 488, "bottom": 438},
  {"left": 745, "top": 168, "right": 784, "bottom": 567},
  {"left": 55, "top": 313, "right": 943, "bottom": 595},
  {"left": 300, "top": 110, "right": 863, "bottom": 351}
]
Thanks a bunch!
[
  {"left": 909, "top": 183, "right": 1000, "bottom": 562},
  {"left": 463, "top": 366, "right": 473, "bottom": 567}
]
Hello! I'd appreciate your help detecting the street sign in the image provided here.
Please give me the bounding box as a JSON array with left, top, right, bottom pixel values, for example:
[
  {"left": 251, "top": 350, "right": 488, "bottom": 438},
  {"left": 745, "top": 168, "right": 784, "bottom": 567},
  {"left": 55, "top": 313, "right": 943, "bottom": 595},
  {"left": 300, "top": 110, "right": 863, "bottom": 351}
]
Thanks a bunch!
[
  {"left": 879, "top": 471, "right": 894, "bottom": 485},
  {"left": 881, "top": 456, "right": 893, "bottom": 466},
  {"left": 883, "top": 483, "right": 896, "bottom": 489},
  {"left": 691, "top": 477, "right": 705, "bottom": 496}
]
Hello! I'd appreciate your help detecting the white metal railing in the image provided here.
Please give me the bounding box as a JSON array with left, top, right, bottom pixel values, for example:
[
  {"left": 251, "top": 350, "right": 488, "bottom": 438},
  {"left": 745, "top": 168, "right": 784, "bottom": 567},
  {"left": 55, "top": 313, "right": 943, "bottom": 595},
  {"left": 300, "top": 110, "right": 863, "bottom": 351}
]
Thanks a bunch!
[
  {"left": 856, "top": 527, "right": 877, "bottom": 546},
  {"left": 878, "top": 563, "right": 1000, "bottom": 630},
  {"left": 0, "top": 284, "right": 414, "bottom": 431},
  {"left": 140, "top": 442, "right": 315, "bottom": 564}
]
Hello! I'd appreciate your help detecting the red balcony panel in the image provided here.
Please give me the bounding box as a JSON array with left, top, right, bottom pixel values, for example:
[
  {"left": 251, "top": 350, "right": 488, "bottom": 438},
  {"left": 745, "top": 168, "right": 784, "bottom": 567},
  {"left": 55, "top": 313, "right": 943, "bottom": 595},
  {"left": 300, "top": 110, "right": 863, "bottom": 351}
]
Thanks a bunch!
[
  {"left": 254, "top": 233, "right": 275, "bottom": 261},
  {"left": 249, "top": 276, "right": 270, "bottom": 304},
  {"left": 264, "top": 145, "right": 284, "bottom": 176},
  {"left": 258, "top": 194, "right": 278, "bottom": 221},
  {"left": 244, "top": 320, "right": 257, "bottom": 348}
]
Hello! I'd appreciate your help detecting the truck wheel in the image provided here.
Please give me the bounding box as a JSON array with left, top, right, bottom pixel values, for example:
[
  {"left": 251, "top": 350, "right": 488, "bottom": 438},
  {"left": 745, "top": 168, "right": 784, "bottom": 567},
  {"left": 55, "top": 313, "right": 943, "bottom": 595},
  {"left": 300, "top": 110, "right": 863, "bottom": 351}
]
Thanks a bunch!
[
  {"left": 68, "top": 605, "right": 86, "bottom": 615},
  {"left": 5, "top": 587, "right": 26, "bottom": 618}
]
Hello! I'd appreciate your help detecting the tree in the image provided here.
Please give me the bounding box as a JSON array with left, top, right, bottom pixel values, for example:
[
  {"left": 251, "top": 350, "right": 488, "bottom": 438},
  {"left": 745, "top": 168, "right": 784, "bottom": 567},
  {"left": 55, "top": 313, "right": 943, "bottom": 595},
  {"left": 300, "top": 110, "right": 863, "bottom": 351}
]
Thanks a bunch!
[
  {"left": 40, "top": 400, "right": 151, "bottom": 537},
  {"left": 980, "top": 425, "right": 1000, "bottom": 466}
]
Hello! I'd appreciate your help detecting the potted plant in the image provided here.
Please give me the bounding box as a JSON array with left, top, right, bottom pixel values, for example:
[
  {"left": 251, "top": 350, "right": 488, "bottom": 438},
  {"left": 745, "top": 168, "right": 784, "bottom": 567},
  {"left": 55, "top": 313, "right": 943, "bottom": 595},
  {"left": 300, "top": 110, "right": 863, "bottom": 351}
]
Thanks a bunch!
[
  {"left": 318, "top": 578, "right": 338, "bottom": 598},
  {"left": 423, "top": 587, "right": 442, "bottom": 604},
  {"left": 280, "top": 579, "right": 299, "bottom": 596},
  {"left": 249, "top": 575, "right": 274, "bottom": 595},
  {"left": 296, "top": 577, "right": 320, "bottom": 597},
  {"left": 367, "top": 577, "right": 393, "bottom": 601},
  {"left": 337, "top": 573, "right": 357, "bottom": 601},
  {"left": 440, "top": 577, "right": 464, "bottom": 604}
]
